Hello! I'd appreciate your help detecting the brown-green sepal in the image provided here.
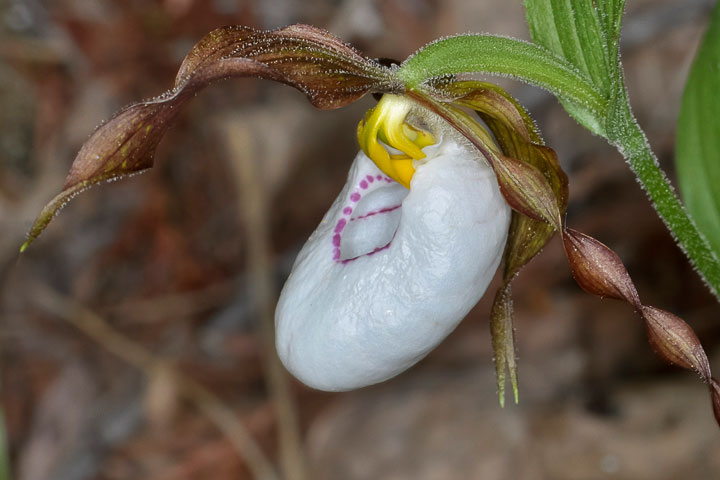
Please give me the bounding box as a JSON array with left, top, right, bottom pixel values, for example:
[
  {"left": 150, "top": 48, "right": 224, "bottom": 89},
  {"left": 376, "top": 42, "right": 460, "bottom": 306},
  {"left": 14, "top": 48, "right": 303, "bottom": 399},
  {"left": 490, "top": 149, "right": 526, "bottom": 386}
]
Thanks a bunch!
[
  {"left": 407, "top": 88, "right": 569, "bottom": 406},
  {"left": 22, "top": 24, "right": 396, "bottom": 250},
  {"left": 442, "top": 81, "right": 568, "bottom": 278},
  {"left": 490, "top": 285, "right": 518, "bottom": 407}
]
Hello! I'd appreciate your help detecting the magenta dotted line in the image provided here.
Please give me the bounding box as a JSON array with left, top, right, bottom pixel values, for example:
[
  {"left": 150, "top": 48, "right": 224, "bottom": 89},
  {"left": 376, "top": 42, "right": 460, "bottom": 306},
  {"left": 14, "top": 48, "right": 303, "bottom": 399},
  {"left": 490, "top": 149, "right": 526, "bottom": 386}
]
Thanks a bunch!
[{"left": 332, "top": 174, "right": 394, "bottom": 261}]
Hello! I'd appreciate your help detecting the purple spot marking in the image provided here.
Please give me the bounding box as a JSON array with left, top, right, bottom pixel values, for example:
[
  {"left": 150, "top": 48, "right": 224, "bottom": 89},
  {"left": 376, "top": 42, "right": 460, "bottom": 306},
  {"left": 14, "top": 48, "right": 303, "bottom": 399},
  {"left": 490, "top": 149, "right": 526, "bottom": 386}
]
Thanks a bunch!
[
  {"left": 367, "top": 175, "right": 374, "bottom": 183},
  {"left": 360, "top": 180, "right": 368, "bottom": 189},
  {"left": 333, "top": 249, "right": 340, "bottom": 261},
  {"left": 334, "top": 218, "right": 347, "bottom": 233},
  {"left": 343, "top": 207, "right": 352, "bottom": 215},
  {"left": 332, "top": 234, "right": 341, "bottom": 247},
  {"left": 350, "top": 192, "right": 361, "bottom": 202},
  {"left": 376, "top": 175, "right": 382, "bottom": 180},
  {"left": 384, "top": 177, "right": 393, "bottom": 183}
]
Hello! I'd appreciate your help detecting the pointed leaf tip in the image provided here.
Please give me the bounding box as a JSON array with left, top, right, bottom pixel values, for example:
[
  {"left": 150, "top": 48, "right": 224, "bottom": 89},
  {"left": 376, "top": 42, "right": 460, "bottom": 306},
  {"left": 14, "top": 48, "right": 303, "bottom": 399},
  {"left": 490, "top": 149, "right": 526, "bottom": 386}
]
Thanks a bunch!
[
  {"left": 711, "top": 378, "right": 720, "bottom": 427},
  {"left": 493, "top": 154, "right": 563, "bottom": 230},
  {"left": 443, "top": 81, "right": 568, "bottom": 280},
  {"left": 490, "top": 286, "right": 518, "bottom": 409}
]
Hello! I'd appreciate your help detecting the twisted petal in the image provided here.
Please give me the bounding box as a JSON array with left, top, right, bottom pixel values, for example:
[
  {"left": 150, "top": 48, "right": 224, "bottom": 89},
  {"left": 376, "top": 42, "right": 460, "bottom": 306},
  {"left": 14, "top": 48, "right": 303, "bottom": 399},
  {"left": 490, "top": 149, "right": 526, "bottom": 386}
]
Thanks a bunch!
[
  {"left": 275, "top": 136, "right": 511, "bottom": 391},
  {"left": 22, "top": 24, "right": 398, "bottom": 250},
  {"left": 407, "top": 88, "right": 568, "bottom": 404}
]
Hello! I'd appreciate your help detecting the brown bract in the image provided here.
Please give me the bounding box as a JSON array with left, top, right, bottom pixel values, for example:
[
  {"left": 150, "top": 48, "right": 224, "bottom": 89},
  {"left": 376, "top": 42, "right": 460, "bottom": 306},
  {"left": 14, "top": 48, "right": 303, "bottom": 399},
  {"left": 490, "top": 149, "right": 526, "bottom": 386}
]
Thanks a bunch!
[
  {"left": 22, "top": 24, "right": 397, "bottom": 250},
  {"left": 561, "top": 227, "right": 719, "bottom": 421},
  {"left": 562, "top": 228, "right": 640, "bottom": 304},
  {"left": 642, "top": 305, "right": 711, "bottom": 376}
]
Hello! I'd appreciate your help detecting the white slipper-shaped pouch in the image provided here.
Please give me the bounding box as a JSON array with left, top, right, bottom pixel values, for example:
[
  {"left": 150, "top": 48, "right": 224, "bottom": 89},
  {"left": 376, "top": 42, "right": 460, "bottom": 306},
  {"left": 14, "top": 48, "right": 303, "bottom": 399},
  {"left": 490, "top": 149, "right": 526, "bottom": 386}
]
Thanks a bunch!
[{"left": 275, "top": 130, "right": 511, "bottom": 391}]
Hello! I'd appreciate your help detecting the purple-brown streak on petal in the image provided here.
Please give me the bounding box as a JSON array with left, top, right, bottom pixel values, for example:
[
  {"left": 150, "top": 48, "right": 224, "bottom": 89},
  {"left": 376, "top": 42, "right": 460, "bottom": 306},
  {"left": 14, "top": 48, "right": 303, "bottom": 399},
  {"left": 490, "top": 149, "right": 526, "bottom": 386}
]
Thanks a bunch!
[{"left": 23, "top": 24, "right": 396, "bottom": 248}]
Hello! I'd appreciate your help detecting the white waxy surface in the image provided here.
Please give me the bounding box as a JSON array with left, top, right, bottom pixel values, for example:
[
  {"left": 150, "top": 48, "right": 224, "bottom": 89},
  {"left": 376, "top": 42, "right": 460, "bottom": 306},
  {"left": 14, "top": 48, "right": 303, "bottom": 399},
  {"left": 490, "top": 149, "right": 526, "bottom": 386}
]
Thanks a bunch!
[{"left": 275, "top": 137, "right": 511, "bottom": 391}]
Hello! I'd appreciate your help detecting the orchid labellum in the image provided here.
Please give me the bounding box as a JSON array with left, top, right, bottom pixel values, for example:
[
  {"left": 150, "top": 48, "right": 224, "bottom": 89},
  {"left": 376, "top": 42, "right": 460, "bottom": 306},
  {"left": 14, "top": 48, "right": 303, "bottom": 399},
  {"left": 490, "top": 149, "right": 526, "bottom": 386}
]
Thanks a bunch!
[
  {"left": 276, "top": 94, "right": 511, "bottom": 391},
  {"left": 23, "top": 25, "right": 720, "bottom": 423}
]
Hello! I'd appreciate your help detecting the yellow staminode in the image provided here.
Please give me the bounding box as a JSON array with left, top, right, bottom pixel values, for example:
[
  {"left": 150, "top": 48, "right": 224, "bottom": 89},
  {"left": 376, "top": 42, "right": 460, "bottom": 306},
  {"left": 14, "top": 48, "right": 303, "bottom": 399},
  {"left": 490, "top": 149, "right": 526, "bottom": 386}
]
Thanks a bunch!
[{"left": 357, "top": 94, "right": 435, "bottom": 189}]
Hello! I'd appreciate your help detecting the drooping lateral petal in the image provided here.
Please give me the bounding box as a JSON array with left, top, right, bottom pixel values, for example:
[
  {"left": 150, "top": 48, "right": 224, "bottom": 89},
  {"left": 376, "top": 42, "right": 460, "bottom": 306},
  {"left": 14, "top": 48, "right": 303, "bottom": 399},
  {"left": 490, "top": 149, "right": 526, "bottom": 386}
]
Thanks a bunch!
[
  {"left": 477, "top": 148, "right": 563, "bottom": 402},
  {"left": 408, "top": 89, "right": 567, "bottom": 406},
  {"left": 22, "top": 24, "right": 398, "bottom": 250},
  {"left": 449, "top": 82, "right": 569, "bottom": 406},
  {"left": 442, "top": 81, "right": 568, "bottom": 278},
  {"left": 489, "top": 285, "right": 518, "bottom": 407},
  {"left": 408, "top": 92, "right": 564, "bottom": 229}
]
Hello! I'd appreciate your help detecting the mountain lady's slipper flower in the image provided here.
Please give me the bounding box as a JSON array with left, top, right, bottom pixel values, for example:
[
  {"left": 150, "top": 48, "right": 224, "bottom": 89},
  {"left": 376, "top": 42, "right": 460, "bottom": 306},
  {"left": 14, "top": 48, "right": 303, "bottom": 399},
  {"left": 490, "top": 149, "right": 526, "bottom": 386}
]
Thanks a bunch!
[
  {"left": 22, "top": 25, "right": 720, "bottom": 425},
  {"left": 275, "top": 94, "right": 511, "bottom": 391}
]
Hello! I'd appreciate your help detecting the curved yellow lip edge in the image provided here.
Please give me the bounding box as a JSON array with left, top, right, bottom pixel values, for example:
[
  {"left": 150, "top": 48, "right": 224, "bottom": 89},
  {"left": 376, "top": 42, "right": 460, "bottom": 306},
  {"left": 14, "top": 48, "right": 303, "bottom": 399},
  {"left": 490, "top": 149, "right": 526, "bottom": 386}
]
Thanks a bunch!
[{"left": 357, "top": 94, "right": 435, "bottom": 189}]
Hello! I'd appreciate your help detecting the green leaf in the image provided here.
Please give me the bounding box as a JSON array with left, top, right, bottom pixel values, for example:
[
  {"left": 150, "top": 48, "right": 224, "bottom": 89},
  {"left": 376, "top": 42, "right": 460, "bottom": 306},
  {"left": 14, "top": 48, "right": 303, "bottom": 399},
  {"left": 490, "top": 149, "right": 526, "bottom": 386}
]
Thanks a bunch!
[
  {"left": 521, "top": 0, "right": 720, "bottom": 299},
  {"left": 524, "top": 0, "right": 623, "bottom": 135},
  {"left": 524, "top": 0, "right": 610, "bottom": 91},
  {"left": 524, "top": 0, "right": 625, "bottom": 93},
  {"left": 595, "top": 0, "right": 626, "bottom": 62},
  {"left": 675, "top": 2, "right": 720, "bottom": 259},
  {"left": 397, "top": 34, "right": 606, "bottom": 122}
]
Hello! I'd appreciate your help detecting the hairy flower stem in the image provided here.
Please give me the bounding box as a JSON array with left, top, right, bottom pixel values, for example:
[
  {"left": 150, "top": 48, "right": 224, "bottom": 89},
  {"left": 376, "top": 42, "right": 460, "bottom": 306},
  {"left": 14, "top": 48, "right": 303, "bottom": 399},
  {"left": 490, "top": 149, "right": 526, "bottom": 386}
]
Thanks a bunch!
[{"left": 608, "top": 99, "right": 720, "bottom": 298}]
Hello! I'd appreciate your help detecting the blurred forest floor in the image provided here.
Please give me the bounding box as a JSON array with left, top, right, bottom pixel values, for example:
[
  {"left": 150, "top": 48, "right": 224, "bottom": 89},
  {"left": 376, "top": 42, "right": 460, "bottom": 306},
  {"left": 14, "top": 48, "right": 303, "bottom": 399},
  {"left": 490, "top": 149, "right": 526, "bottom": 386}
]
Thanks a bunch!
[{"left": 1, "top": 0, "right": 719, "bottom": 479}]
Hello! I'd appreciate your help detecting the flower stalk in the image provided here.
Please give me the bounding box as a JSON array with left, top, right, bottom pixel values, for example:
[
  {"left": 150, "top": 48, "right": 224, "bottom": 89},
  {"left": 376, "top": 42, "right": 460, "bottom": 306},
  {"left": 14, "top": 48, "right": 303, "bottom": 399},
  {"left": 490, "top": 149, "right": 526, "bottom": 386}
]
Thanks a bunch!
[{"left": 607, "top": 100, "right": 720, "bottom": 295}]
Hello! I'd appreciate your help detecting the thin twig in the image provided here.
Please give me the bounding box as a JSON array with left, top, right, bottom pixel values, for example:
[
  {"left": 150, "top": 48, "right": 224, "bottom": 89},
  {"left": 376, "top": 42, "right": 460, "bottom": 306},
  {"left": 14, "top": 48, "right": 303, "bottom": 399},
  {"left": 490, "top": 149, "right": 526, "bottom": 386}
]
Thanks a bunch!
[
  {"left": 223, "top": 118, "right": 308, "bottom": 480},
  {"left": 32, "top": 284, "right": 280, "bottom": 480},
  {"left": 104, "top": 280, "right": 236, "bottom": 323}
]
